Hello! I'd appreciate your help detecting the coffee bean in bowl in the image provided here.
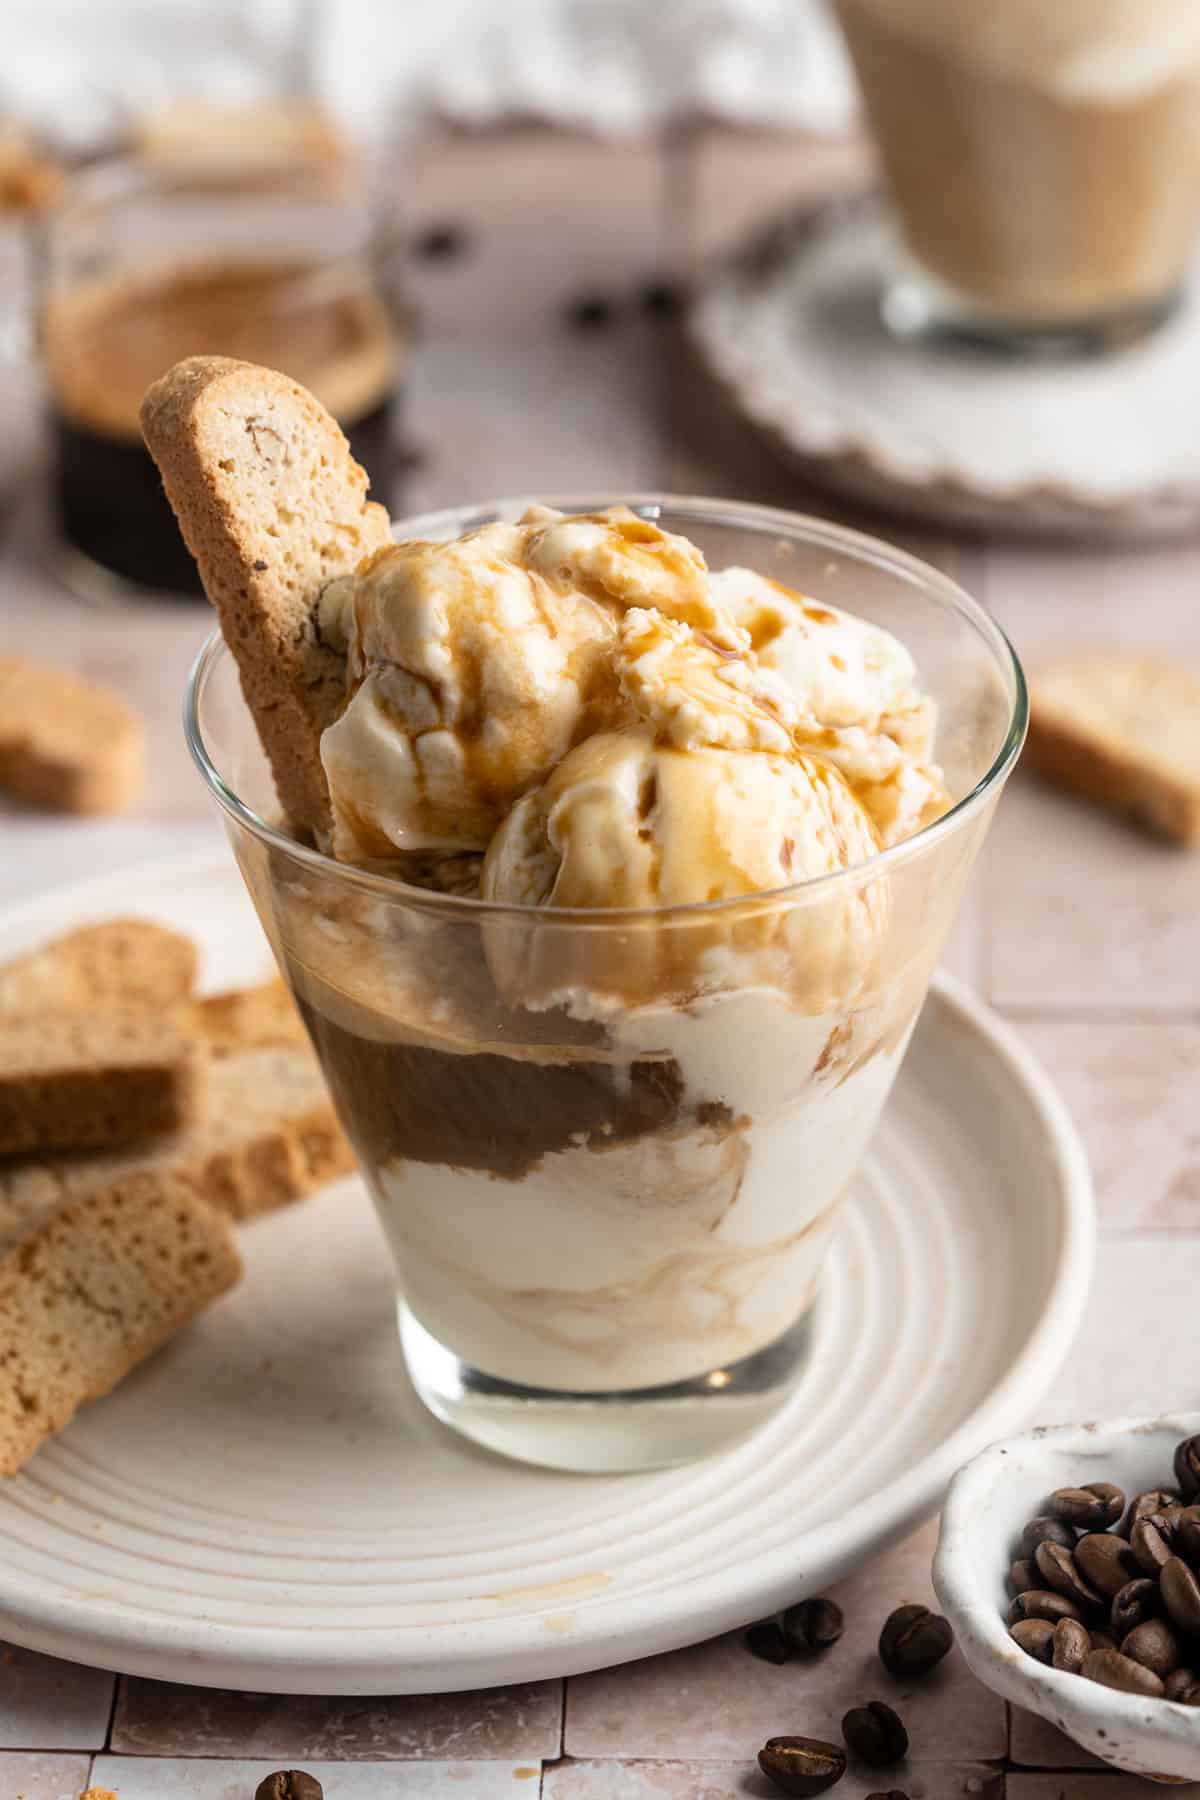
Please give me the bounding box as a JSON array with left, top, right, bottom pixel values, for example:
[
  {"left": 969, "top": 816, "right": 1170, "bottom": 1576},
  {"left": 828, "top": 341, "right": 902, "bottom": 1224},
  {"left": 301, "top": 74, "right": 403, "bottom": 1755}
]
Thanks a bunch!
[{"left": 934, "top": 1414, "right": 1200, "bottom": 1782}]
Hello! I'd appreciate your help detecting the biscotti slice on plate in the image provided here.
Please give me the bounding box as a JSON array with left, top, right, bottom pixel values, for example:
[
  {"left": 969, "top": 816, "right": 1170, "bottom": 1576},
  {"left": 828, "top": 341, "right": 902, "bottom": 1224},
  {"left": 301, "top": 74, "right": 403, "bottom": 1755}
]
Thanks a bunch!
[
  {"left": 0, "top": 1045, "right": 353, "bottom": 1244},
  {"left": 189, "top": 977, "right": 307, "bottom": 1055},
  {"left": 0, "top": 1173, "right": 241, "bottom": 1475},
  {"left": 0, "top": 1011, "right": 207, "bottom": 1157},
  {"left": 0, "top": 919, "right": 198, "bottom": 1015},
  {"left": 140, "top": 355, "right": 392, "bottom": 841},
  {"left": 0, "top": 656, "right": 143, "bottom": 815},
  {"left": 1027, "top": 655, "right": 1200, "bottom": 846}
]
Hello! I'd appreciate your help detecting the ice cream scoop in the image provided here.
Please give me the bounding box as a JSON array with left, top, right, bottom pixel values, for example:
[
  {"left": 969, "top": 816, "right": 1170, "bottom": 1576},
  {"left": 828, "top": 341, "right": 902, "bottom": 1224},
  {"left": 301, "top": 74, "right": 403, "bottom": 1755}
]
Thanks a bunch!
[
  {"left": 711, "top": 568, "right": 947, "bottom": 845},
  {"left": 482, "top": 612, "right": 888, "bottom": 1011},
  {"left": 318, "top": 506, "right": 738, "bottom": 861}
]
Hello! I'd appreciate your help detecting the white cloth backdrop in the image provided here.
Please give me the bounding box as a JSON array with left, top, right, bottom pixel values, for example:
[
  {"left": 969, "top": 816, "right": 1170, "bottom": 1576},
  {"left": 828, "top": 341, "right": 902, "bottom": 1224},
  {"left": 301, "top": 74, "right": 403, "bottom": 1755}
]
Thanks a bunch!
[{"left": 1, "top": 0, "right": 857, "bottom": 148}]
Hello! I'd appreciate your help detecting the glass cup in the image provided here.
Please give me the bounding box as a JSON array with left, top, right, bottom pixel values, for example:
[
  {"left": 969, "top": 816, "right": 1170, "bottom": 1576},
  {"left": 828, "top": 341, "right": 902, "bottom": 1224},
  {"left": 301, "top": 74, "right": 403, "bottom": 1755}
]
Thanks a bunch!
[
  {"left": 186, "top": 496, "right": 1026, "bottom": 1473},
  {"left": 39, "top": 153, "right": 405, "bottom": 601},
  {"left": 834, "top": 0, "right": 1200, "bottom": 353}
]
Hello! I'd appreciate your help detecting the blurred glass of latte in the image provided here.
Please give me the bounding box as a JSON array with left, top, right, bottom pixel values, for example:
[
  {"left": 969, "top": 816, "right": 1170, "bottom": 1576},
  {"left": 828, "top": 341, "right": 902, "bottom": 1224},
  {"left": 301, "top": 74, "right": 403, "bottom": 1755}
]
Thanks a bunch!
[
  {"left": 834, "top": 0, "right": 1200, "bottom": 348},
  {"left": 41, "top": 133, "right": 403, "bottom": 599}
]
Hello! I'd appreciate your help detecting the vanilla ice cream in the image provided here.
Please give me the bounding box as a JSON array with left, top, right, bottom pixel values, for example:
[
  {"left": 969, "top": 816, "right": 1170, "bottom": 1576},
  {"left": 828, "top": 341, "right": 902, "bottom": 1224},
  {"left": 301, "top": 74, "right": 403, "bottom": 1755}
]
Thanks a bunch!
[{"left": 295, "top": 505, "right": 953, "bottom": 1400}]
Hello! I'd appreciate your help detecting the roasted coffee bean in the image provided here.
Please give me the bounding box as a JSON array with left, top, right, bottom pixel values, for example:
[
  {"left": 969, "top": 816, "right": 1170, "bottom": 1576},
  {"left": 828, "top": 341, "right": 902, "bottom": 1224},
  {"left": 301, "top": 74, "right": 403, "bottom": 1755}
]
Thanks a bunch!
[
  {"left": 564, "top": 293, "right": 620, "bottom": 332},
  {"left": 1175, "top": 1435, "right": 1200, "bottom": 1503},
  {"left": 1034, "top": 1540, "right": 1103, "bottom": 1610},
  {"left": 757, "top": 1735, "right": 847, "bottom": 1796},
  {"left": 412, "top": 222, "right": 473, "bottom": 262},
  {"left": 1021, "top": 1515, "right": 1076, "bottom": 1556},
  {"left": 254, "top": 1777, "right": 324, "bottom": 1800},
  {"left": 1165, "top": 1667, "right": 1200, "bottom": 1704},
  {"left": 746, "top": 1620, "right": 790, "bottom": 1664},
  {"left": 1049, "top": 1483, "right": 1125, "bottom": 1530},
  {"left": 1051, "top": 1617, "right": 1091, "bottom": 1674},
  {"left": 1011, "top": 1619, "right": 1055, "bottom": 1662},
  {"left": 1009, "top": 1559, "right": 1038, "bottom": 1595},
  {"left": 640, "top": 279, "right": 685, "bottom": 320},
  {"left": 1132, "top": 1518, "right": 1174, "bottom": 1575},
  {"left": 1110, "top": 1578, "right": 1161, "bottom": 1638},
  {"left": 1010, "top": 1590, "right": 1083, "bottom": 1626},
  {"left": 865, "top": 1793, "right": 910, "bottom": 1800},
  {"left": 1082, "top": 1648, "right": 1166, "bottom": 1698},
  {"left": 1074, "top": 1532, "right": 1140, "bottom": 1598},
  {"left": 842, "top": 1701, "right": 909, "bottom": 1766},
  {"left": 783, "top": 1597, "right": 844, "bottom": 1658},
  {"left": 1161, "top": 1557, "right": 1200, "bottom": 1634},
  {"left": 1124, "top": 1489, "right": 1181, "bottom": 1536},
  {"left": 1174, "top": 1506, "right": 1200, "bottom": 1567},
  {"left": 878, "top": 1604, "right": 953, "bottom": 1678},
  {"left": 1121, "top": 1619, "right": 1180, "bottom": 1677}
]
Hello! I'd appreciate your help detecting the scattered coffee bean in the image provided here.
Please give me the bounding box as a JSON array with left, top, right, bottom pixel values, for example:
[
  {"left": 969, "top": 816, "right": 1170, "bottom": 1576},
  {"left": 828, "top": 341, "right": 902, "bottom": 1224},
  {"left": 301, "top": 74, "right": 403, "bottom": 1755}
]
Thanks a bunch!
[
  {"left": 1049, "top": 1483, "right": 1124, "bottom": 1530},
  {"left": 757, "top": 1735, "right": 847, "bottom": 1796},
  {"left": 1161, "top": 1556, "right": 1200, "bottom": 1634},
  {"left": 1175, "top": 1435, "right": 1200, "bottom": 1502},
  {"left": 1074, "top": 1532, "right": 1139, "bottom": 1598},
  {"left": 564, "top": 292, "right": 620, "bottom": 331},
  {"left": 783, "top": 1597, "right": 844, "bottom": 1658},
  {"left": 640, "top": 279, "right": 685, "bottom": 320},
  {"left": 1132, "top": 1518, "right": 1174, "bottom": 1575},
  {"left": 1011, "top": 1619, "right": 1055, "bottom": 1662},
  {"left": 842, "top": 1701, "right": 909, "bottom": 1766},
  {"left": 1165, "top": 1667, "right": 1200, "bottom": 1704},
  {"left": 1121, "top": 1619, "right": 1180, "bottom": 1677},
  {"left": 1034, "top": 1540, "right": 1102, "bottom": 1610},
  {"left": 254, "top": 1777, "right": 323, "bottom": 1800},
  {"left": 1010, "top": 1590, "right": 1083, "bottom": 1626},
  {"left": 1083, "top": 1647, "right": 1166, "bottom": 1698},
  {"left": 412, "top": 222, "right": 472, "bottom": 262},
  {"left": 1021, "top": 1515, "right": 1076, "bottom": 1556},
  {"left": 1009, "top": 1559, "right": 1038, "bottom": 1595},
  {"left": 1051, "top": 1617, "right": 1091, "bottom": 1674},
  {"left": 878, "top": 1604, "right": 953, "bottom": 1678},
  {"left": 1110, "top": 1577, "right": 1161, "bottom": 1638},
  {"left": 746, "top": 1620, "right": 790, "bottom": 1664}
]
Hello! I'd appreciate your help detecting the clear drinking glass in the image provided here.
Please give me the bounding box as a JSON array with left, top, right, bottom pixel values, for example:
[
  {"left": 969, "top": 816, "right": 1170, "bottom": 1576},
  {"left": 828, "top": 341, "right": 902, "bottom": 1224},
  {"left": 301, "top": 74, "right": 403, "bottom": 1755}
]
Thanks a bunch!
[
  {"left": 39, "top": 154, "right": 405, "bottom": 600},
  {"left": 834, "top": 0, "right": 1200, "bottom": 353},
  {"left": 186, "top": 496, "right": 1026, "bottom": 1473}
]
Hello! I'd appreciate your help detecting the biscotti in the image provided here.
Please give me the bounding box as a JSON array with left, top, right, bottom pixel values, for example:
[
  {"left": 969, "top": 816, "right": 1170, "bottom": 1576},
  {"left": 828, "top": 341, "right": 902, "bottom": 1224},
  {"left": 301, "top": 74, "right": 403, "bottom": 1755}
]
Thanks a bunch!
[
  {"left": 1027, "top": 655, "right": 1200, "bottom": 846},
  {"left": 140, "top": 355, "right": 392, "bottom": 839},
  {"left": 0, "top": 1012, "right": 206, "bottom": 1157},
  {"left": 0, "top": 1173, "right": 241, "bottom": 1475},
  {"left": 0, "top": 656, "right": 143, "bottom": 815},
  {"left": 190, "top": 977, "right": 307, "bottom": 1054},
  {"left": 0, "top": 919, "right": 198, "bottom": 1015},
  {"left": 0, "top": 1046, "right": 354, "bottom": 1244}
]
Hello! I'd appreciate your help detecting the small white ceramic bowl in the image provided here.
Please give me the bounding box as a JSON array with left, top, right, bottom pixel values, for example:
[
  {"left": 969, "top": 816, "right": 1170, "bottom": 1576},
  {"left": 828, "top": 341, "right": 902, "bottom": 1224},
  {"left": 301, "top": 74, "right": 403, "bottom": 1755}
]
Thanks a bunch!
[{"left": 934, "top": 1414, "right": 1200, "bottom": 1784}]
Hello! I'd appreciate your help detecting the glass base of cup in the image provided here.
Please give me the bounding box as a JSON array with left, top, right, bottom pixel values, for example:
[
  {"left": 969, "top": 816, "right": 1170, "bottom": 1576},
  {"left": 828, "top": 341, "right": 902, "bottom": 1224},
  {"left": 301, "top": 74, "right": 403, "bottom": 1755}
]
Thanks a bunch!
[
  {"left": 881, "top": 260, "right": 1183, "bottom": 359},
  {"left": 399, "top": 1301, "right": 815, "bottom": 1473}
]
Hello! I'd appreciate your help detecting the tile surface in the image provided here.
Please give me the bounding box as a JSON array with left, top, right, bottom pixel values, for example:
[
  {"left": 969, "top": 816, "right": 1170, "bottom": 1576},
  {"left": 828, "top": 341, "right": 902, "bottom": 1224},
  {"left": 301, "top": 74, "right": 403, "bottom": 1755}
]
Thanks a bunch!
[
  {"left": 0, "top": 1642, "right": 115, "bottom": 1750},
  {"left": 0, "top": 1751, "right": 91, "bottom": 1799},
  {"left": 1019, "top": 1021, "right": 1200, "bottom": 1229},
  {"left": 110, "top": 1681, "right": 563, "bottom": 1762},
  {"left": 89, "top": 1756, "right": 538, "bottom": 1796}
]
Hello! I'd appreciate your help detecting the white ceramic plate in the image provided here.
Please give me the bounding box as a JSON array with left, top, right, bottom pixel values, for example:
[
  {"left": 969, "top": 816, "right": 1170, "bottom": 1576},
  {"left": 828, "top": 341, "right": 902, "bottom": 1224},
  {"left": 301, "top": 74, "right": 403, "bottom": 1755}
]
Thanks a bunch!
[
  {"left": 0, "top": 850, "right": 1094, "bottom": 1694},
  {"left": 689, "top": 193, "right": 1200, "bottom": 541}
]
